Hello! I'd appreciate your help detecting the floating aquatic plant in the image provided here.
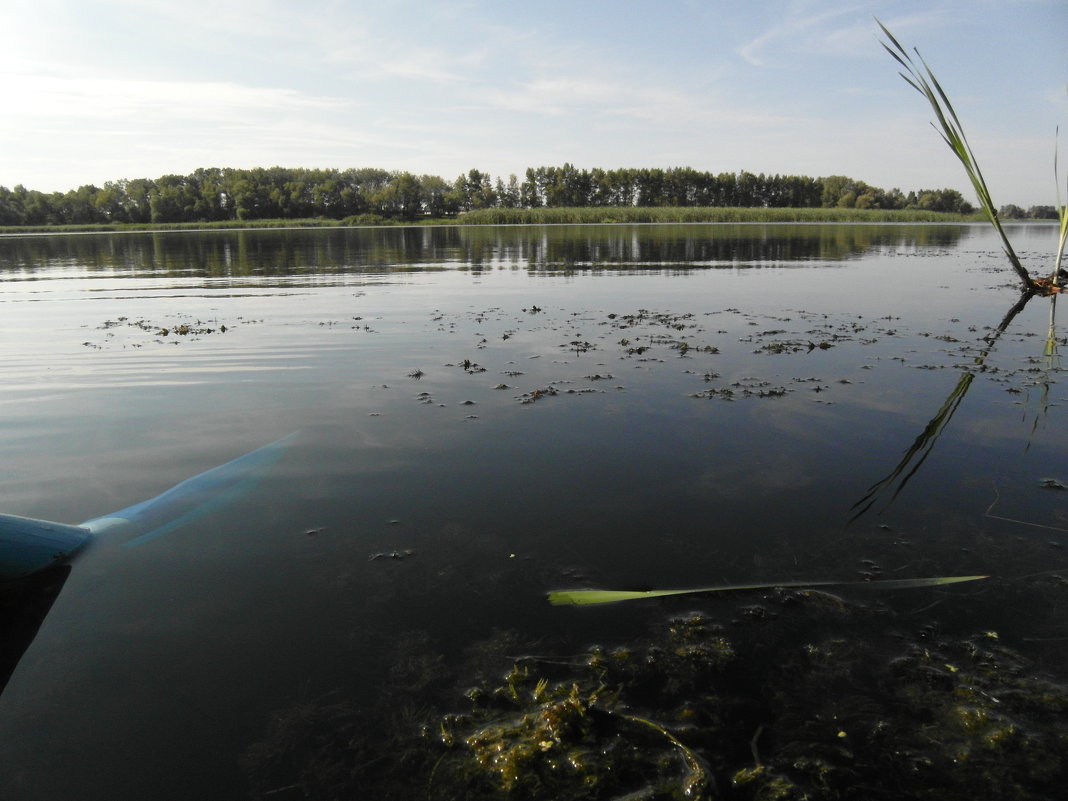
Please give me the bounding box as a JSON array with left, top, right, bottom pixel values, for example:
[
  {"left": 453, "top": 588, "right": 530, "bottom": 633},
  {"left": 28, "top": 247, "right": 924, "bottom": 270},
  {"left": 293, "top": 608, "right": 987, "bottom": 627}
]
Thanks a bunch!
[{"left": 547, "top": 574, "right": 987, "bottom": 606}]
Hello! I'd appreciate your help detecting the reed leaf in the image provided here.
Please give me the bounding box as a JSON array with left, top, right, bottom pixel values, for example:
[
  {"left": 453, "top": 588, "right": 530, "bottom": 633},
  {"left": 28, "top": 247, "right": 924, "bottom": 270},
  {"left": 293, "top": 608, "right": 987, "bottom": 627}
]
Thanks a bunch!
[
  {"left": 547, "top": 575, "right": 988, "bottom": 606},
  {"left": 876, "top": 20, "right": 1035, "bottom": 291},
  {"left": 1054, "top": 127, "right": 1068, "bottom": 282}
]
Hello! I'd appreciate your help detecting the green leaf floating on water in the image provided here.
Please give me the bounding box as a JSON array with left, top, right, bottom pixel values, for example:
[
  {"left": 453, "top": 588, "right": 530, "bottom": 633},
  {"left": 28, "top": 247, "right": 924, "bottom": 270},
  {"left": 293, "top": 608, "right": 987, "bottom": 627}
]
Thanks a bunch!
[{"left": 547, "top": 575, "right": 988, "bottom": 606}]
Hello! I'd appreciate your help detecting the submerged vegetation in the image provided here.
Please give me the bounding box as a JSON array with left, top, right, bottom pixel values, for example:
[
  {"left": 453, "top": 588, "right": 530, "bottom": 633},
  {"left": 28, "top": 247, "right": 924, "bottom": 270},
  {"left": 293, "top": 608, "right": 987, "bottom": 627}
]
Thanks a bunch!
[{"left": 244, "top": 592, "right": 1068, "bottom": 800}]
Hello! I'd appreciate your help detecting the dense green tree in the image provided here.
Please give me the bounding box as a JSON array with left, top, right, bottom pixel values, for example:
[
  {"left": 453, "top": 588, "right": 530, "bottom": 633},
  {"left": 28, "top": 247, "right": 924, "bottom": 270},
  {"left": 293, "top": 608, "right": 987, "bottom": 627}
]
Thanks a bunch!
[
  {"left": 418, "top": 174, "right": 455, "bottom": 217},
  {"left": 837, "top": 190, "right": 858, "bottom": 209},
  {"left": 0, "top": 164, "right": 992, "bottom": 226},
  {"left": 190, "top": 168, "right": 228, "bottom": 221},
  {"left": 494, "top": 175, "right": 521, "bottom": 209},
  {"left": 55, "top": 185, "right": 103, "bottom": 224},
  {"left": 116, "top": 178, "right": 154, "bottom": 223},
  {"left": 1026, "top": 205, "right": 1058, "bottom": 220},
  {"left": 821, "top": 175, "right": 857, "bottom": 208},
  {"left": 0, "top": 186, "right": 23, "bottom": 225},
  {"left": 519, "top": 169, "right": 542, "bottom": 208},
  {"left": 149, "top": 174, "right": 200, "bottom": 222},
  {"left": 912, "top": 188, "right": 972, "bottom": 214},
  {"left": 369, "top": 172, "right": 424, "bottom": 220},
  {"left": 91, "top": 182, "right": 126, "bottom": 221},
  {"left": 22, "top": 188, "right": 59, "bottom": 225},
  {"left": 634, "top": 168, "right": 665, "bottom": 206},
  {"left": 453, "top": 169, "right": 496, "bottom": 211}
]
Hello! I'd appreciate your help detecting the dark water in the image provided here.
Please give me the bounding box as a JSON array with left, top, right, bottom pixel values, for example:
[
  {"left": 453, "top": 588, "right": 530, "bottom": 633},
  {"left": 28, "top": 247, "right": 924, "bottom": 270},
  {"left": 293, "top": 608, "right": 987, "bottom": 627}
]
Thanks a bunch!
[{"left": 0, "top": 223, "right": 1065, "bottom": 799}]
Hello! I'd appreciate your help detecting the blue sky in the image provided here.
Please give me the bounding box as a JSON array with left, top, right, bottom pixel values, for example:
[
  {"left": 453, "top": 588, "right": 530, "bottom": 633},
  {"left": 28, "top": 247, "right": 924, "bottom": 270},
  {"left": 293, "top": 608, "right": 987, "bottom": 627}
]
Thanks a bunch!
[{"left": 1, "top": 0, "right": 1065, "bottom": 206}]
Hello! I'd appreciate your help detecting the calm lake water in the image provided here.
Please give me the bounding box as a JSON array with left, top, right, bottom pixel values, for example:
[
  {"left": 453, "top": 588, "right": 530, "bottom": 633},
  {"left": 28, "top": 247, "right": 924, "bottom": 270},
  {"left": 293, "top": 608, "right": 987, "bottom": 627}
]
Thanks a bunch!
[{"left": 1, "top": 223, "right": 1065, "bottom": 799}]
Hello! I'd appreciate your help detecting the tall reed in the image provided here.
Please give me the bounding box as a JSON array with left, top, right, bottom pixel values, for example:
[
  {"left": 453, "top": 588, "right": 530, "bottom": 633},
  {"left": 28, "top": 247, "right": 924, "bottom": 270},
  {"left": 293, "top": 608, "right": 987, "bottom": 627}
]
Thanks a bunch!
[
  {"left": 877, "top": 20, "right": 1036, "bottom": 292},
  {"left": 1054, "top": 128, "right": 1067, "bottom": 282}
]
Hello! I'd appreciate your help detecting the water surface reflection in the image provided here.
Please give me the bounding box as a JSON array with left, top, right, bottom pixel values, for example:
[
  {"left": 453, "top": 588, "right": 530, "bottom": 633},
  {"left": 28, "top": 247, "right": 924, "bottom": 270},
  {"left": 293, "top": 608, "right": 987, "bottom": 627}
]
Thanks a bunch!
[
  {"left": 0, "top": 222, "right": 975, "bottom": 278},
  {"left": 0, "top": 223, "right": 1064, "bottom": 800}
]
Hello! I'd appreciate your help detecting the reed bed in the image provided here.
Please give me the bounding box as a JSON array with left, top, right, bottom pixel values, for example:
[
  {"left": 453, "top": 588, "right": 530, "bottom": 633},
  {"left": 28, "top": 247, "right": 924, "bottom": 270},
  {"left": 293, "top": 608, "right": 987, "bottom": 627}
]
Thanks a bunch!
[
  {"left": 457, "top": 206, "right": 980, "bottom": 226},
  {"left": 0, "top": 207, "right": 986, "bottom": 235}
]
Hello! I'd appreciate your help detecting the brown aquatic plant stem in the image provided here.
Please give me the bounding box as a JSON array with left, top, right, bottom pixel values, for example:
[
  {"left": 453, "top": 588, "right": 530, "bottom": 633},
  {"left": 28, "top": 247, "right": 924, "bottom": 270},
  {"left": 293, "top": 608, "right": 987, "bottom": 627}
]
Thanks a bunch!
[
  {"left": 1045, "top": 293, "right": 1059, "bottom": 361},
  {"left": 984, "top": 482, "right": 1068, "bottom": 534},
  {"left": 612, "top": 710, "right": 713, "bottom": 799},
  {"left": 749, "top": 725, "right": 765, "bottom": 768},
  {"left": 877, "top": 20, "right": 1038, "bottom": 293}
]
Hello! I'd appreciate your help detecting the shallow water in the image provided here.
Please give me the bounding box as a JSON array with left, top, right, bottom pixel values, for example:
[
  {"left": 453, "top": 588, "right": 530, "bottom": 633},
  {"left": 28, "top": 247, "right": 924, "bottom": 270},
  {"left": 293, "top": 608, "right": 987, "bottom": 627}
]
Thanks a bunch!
[{"left": 0, "top": 223, "right": 1065, "bottom": 799}]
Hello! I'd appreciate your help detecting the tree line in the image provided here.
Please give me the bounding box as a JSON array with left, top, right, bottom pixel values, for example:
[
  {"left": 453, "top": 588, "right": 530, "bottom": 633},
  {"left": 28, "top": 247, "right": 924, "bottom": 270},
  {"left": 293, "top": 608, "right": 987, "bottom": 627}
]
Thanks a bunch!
[{"left": 0, "top": 164, "right": 1053, "bottom": 227}]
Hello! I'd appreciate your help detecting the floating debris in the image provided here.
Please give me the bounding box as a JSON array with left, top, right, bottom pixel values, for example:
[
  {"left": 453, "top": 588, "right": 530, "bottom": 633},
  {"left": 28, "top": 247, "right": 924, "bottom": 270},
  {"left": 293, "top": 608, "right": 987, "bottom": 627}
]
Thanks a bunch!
[
  {"left": 517, "top": 387, "right": 558, "bottom": 404},
  {"left": 85, "top": 315, "right": 232, "bottom": 348}
]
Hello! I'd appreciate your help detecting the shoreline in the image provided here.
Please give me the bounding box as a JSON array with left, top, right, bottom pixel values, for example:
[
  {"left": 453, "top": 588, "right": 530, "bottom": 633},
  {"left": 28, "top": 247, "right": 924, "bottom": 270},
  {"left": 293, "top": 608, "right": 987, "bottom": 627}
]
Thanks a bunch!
[{"left": 0, "top": 206, "right": 1014, "bottom": 235}]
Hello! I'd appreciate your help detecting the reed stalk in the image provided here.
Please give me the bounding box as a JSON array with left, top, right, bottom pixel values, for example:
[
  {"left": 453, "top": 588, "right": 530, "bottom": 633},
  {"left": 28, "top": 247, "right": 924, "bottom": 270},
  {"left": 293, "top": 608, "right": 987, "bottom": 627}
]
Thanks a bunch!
[
  {"left": 1053, "top": 128, "right": 1068, "bottom": 283},
  {"left": 1046, "top": 294, "right": 1059, "bottom": 360},
  {"left": 877, "top": 20, "right": 1037, "bottom": 292}
]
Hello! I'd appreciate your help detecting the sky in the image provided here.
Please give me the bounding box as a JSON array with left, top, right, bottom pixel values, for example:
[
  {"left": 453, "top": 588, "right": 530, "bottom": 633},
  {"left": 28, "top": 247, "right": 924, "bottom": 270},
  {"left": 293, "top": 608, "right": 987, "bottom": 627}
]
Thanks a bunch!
[{"left": 0, "top": 0, "right": 1065, "bottom": 207}]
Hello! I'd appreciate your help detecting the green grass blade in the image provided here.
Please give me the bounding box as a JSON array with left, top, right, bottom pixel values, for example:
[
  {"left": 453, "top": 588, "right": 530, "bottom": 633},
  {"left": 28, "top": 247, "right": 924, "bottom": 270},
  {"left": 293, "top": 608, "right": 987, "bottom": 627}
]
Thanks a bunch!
[
  {"left": 547, "top": 575, "right": 988, "bottom": 606},
  {"left": 876, "top": 21, "right": 909, "bottom": 56},
  {"left": 851, "top": 575, "right": 988, "bottom": 589}
]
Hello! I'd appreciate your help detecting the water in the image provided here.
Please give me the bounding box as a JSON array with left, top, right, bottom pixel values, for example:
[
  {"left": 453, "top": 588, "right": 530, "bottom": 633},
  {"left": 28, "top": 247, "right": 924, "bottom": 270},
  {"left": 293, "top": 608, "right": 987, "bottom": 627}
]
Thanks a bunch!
[{"left": 0, "top": 223, "right": 1065, "bottom": 799}]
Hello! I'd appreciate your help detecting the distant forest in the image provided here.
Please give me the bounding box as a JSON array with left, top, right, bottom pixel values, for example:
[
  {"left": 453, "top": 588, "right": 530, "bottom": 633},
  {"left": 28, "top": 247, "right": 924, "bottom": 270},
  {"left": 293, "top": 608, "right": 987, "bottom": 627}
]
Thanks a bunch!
[{"left": 0, "top": 165, "right": 1059, "bottom": 226}]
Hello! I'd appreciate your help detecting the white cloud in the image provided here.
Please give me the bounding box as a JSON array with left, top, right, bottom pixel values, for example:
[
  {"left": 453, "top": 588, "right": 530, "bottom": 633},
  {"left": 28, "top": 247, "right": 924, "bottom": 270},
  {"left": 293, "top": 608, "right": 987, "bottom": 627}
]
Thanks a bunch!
[
  {"left": 0, "top": 61, "right": 366, "bottom": 189},
  {"left": 737, "top": 2, "right": 947, "bottom": 66},
  {"left": 737, "top": 3, "right": 862, "bottom": 66},
  {"left": 0, "top": 65, "right": 350, "bottom": 124},
  {"left": 469, "top": 71, "right": 795, "bottom": 144}
]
